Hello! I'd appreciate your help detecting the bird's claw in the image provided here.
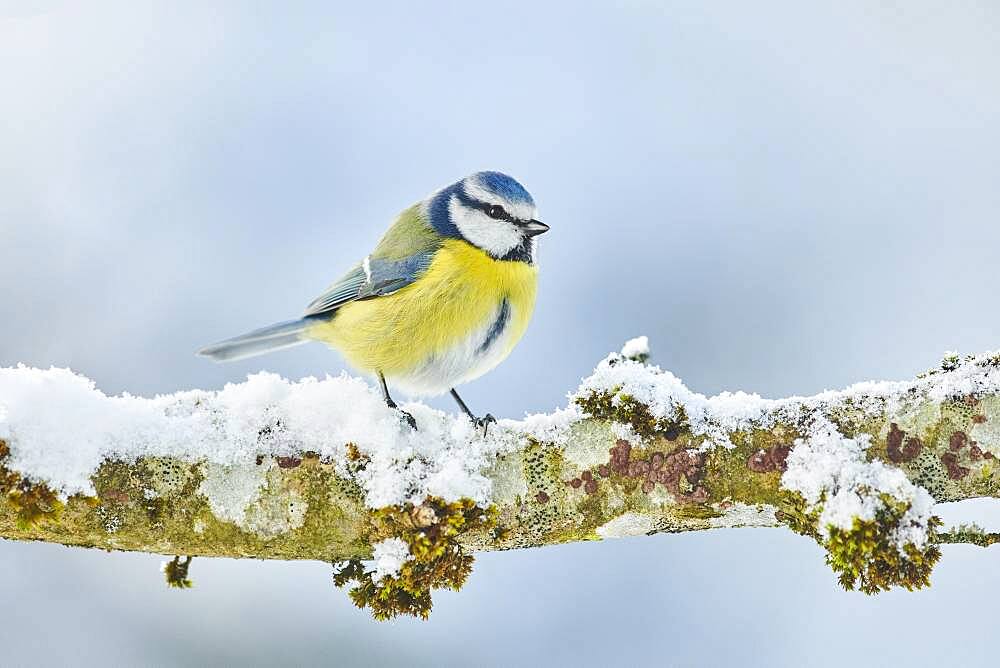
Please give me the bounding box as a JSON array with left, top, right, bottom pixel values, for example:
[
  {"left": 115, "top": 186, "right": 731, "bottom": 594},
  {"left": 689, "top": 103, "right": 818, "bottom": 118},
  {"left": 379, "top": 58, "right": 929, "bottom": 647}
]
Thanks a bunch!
[
  {"left": 398, "top": 409, "right": 418, "bottom": 431},
  {"left": 385, "top": 396, "right": 417, "bottom": 430},
  {"left": 472, "top": 413, "right": 496, "bottom": 437}
]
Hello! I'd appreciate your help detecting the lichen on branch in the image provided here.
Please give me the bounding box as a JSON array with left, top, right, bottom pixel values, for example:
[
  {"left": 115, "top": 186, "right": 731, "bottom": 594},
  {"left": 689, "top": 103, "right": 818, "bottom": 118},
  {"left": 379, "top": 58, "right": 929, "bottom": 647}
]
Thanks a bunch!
[{"left": 3, "top": 343, "right": 1000, "bottom": 619}]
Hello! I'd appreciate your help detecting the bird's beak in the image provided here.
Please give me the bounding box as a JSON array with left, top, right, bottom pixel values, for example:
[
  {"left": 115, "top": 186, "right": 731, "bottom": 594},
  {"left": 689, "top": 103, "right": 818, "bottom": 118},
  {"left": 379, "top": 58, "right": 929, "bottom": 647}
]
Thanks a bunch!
[{"left": 519, "top": 219, "right": 550, "bottom": 237}]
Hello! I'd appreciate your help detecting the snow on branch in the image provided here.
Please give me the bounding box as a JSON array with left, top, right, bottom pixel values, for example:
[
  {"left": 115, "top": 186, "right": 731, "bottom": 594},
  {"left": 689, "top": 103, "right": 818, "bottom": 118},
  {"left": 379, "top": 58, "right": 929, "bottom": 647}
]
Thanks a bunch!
[{"left": 3, "top": 341, "right": 1000, "bottom": 618}]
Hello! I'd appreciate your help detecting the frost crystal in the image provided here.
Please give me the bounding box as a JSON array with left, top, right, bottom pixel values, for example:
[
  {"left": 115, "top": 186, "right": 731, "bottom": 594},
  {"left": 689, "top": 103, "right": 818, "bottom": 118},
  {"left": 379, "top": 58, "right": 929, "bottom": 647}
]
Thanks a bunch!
[
  {"left": 574, "top": 346, "right": 1000, "bottom": 449},
  {"left": 197, "top": 460, "right": 272, "bottom": 527},
  {"left": 781, "top": 422, "right": 935, "bottom": 548},
  {"left": 0, "top": 366, "right": 522, "bottom": 508},
  {"left": 571, "top": 352, "right": 774, "bottom": 443},
  {"left": 620, "top": 336, "right": 650, "bottom": 360},
  {"left": 371, "top": 537, "right": 411, "bottom": 582}
]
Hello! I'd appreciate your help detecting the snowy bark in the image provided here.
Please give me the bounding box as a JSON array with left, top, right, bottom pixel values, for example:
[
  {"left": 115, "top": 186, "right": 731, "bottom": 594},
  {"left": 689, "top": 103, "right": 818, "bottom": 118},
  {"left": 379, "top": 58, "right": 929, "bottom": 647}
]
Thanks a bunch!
[{"left": 3, "top": 343, "right": 1000, "bottom": 608}]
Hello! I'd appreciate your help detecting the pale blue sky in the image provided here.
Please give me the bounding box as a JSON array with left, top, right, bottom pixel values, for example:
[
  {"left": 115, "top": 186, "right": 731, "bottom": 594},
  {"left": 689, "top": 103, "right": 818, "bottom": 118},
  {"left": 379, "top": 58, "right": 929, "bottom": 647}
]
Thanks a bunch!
[{"left": 2, "top": 1, "right": 1000, "bottom": 665}]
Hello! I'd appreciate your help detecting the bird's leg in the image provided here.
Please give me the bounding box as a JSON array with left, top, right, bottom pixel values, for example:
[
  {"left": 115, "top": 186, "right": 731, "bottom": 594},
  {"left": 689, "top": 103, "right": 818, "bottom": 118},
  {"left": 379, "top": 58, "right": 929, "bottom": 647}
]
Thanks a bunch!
[
  {"left": 450, "top": 388, "right": 496, "bottom": 436},
  {"left": 379, "top": 371, "right": 416, "bottom": 430}
]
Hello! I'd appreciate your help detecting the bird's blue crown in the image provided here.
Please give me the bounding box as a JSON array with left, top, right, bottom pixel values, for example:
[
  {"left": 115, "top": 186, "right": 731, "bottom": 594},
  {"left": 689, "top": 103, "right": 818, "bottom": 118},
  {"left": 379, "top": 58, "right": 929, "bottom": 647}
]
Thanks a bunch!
[{"left": 473, "top": 171, "right": 535, "bottom": 207}]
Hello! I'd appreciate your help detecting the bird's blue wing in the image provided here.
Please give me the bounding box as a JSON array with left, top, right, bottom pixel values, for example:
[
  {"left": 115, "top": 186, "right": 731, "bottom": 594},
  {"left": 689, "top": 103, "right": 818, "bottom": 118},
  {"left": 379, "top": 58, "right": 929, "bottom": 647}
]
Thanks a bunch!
[
  {"left": 303, "top": 205, "right": 441, "bottom": 317},
  {"left": 302, "top": 251, "right": 436, "bottom": 317}
]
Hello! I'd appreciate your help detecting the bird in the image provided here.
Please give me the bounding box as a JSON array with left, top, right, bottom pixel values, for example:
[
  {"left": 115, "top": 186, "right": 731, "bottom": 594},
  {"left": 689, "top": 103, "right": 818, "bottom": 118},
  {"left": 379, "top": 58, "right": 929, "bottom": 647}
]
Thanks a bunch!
[{"left": 197, "top": 171, "right": 548, "bottom": 433}]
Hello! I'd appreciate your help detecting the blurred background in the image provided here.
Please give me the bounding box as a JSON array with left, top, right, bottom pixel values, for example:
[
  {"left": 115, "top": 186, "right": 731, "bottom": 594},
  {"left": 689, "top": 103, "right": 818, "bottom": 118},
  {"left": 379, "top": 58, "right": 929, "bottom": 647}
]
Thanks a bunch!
[{"left": 2, "top": 0, "right": 1000, "bottom": 665}]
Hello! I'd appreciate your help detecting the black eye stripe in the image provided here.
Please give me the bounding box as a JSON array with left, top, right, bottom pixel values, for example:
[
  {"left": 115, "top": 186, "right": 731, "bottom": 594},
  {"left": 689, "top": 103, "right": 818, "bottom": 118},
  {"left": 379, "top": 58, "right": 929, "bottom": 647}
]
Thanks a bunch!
[{"left": 480, "top": 202, "right": 516, "bottom": 222}]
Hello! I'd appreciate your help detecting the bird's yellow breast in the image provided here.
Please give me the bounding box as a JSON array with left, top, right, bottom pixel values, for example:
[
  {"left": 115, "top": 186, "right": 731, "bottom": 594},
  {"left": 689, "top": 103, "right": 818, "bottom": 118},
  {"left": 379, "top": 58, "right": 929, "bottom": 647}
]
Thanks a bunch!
[{"left": 306, "top": 239, "right": 538, "bottom": 382}]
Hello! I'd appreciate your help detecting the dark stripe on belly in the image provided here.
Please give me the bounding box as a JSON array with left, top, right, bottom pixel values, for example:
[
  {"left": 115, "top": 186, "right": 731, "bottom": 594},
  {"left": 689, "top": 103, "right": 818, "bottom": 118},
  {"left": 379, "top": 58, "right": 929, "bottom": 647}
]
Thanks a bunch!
[{"left": 478, "top": 299, "right": 510, "bottom": 354}]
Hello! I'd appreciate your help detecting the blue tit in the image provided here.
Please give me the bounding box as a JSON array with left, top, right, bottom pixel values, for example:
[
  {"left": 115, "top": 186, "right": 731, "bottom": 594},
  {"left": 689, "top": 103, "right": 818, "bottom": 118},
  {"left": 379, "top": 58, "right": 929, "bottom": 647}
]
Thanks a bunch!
[{"left": 198, "top": 171, "right": 549, "bottom": 431}]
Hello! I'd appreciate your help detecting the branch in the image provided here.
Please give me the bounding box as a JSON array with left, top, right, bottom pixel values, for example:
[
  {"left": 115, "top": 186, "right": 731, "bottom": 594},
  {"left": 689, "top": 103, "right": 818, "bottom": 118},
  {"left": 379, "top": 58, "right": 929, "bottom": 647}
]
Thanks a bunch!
[{"left": 3, "top": 341, "right": 1000, "bottom": 618}]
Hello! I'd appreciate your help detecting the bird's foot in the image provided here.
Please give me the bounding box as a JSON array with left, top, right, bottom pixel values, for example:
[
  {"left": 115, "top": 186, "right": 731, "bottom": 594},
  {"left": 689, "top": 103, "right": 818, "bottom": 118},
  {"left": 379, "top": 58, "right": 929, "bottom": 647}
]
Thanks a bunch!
[
  {"left": 386, "top": 400, "right": 417, "bottom": 430},
  {"left": 398, "top": 409, "right": 418, "bottom": 431},
  {"left": 471, "top": 413, "right": 496, "bottom": 437}
]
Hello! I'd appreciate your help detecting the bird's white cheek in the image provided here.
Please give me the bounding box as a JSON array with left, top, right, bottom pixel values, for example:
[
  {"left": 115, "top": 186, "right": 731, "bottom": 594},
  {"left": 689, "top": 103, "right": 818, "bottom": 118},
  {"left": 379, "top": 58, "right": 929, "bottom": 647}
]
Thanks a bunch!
[{"left": 449, "top": 196, "right": 522, "bottom": 256}]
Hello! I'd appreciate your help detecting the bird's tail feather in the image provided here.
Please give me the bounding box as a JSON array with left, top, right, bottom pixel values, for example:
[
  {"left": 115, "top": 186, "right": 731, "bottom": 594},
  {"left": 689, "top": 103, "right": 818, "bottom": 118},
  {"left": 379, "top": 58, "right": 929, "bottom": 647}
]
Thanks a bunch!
[{"left": 197, "top": 318, "right": 311, "bottom": 362}]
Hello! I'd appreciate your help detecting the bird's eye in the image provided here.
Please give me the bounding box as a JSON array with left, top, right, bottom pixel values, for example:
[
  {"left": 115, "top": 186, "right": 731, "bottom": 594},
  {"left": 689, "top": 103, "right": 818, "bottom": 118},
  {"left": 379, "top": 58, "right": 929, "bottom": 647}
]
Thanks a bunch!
[{"left": 486, "top": 204, "right": 506, "bottom": 219}]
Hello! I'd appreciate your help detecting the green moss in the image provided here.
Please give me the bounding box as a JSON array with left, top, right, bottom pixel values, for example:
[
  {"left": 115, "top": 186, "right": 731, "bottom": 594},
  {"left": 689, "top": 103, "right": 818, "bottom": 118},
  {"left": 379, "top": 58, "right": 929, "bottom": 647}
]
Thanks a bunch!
[
  {"left": 163, "top": 556, "right": 194, "bottom": 589},
  {"left": 7, "top": 483, "right": 65, "bottom": 529},
  {"left": 778, "top": 490, "right": 942, "bottom": 594},
  {"left": 332, "top": 497, "right": 497, "bottom": 621},
  {"left": 0, "top": 438, "right": 68, "bottom": 528},
  {"left": 575, "top": 390, "right": 687, "bottom": 440},
  {"left": 774, "top": 491, "right": 822, "bottom": 540},
  {"left": 826, "top": 515, "right": 942, "bottom": 594},
  {"left": 933, "top": 523, "right": 1000, "bottom": 548}
]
